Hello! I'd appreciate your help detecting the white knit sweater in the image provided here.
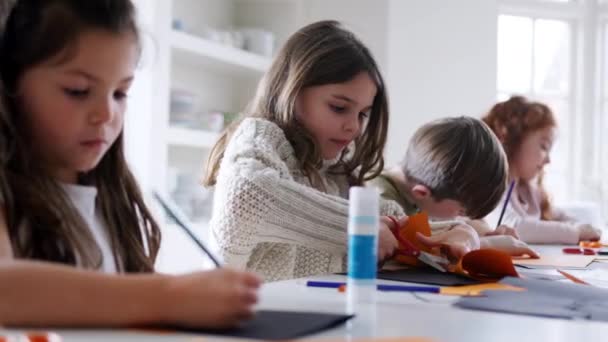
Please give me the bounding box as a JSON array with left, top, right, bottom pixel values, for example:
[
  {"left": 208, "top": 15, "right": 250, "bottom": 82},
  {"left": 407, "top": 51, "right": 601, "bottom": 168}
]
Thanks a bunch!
[
  {"left": 485, "top": 181, "right": 579, "bottom": 244},
  {"left": 209, "top": 118, "right": 403, "bottom": 282}
]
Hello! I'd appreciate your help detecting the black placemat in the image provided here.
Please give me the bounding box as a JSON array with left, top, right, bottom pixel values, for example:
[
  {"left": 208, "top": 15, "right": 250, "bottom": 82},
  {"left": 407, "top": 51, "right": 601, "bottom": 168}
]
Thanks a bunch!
[
  {"left": 337, "top": 268, "right": 481, "bottom": 286},
  {"left": 377, "top": 268, "right": 481, "bottom": 286},
  {"left": 183, "top": 310, "right": 354, "bottom": 340},
  {"left": 378, "top": 267, "right": 482, "bottom": 286}
]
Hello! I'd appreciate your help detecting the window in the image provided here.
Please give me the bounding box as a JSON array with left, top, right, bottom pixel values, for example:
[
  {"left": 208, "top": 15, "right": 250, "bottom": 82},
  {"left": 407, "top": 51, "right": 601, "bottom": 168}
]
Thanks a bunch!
[
  {"left": 602, "top": 20, "right": 608, "bottom": 216},
  {"left": 498, "top": 0, "right": 608, "bottom": 220},
  {"left": 497, "top": 14, "right": 573, "bottom": 202}
]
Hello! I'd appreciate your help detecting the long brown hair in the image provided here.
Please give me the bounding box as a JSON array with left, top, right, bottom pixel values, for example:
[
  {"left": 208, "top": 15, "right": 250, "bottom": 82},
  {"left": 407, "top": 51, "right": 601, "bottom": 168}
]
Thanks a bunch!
[
  {"left": 482, "top": 95, "right": 557, "bottom": 220},
  {"left": 202, "top": 20, "right": 389, "bottom": 187},
  {"left": 0, "top": 0, "right": 161, "bottom": 272}
]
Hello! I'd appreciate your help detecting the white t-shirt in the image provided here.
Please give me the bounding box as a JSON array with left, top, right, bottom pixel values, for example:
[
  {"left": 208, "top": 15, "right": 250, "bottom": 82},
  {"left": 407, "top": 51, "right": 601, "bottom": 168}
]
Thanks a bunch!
[{"left": 61, "top": 183, "right": 117, "bottom": 273}]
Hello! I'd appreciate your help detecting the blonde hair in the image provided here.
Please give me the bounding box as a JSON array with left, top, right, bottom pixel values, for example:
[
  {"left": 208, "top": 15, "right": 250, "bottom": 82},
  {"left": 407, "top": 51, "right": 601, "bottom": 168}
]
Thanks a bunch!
[
  {"left": 202, "top": 20, "right": 389, "bottom": 187},
  {"left": 402, "top": 116, "right": 508, "bottom": 219}
]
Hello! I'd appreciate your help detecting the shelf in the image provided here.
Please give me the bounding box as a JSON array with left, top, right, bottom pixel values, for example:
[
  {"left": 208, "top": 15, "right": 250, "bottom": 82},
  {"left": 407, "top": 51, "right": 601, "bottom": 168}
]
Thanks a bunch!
[
  {"left": 170, "top": 30, "right": 271, "bottom": 77},
  {"left": 234, "top": 0, "right": 297, "bottom": 3},
  {"left": 167, "top": 126, "right": 221, "bottom": 149}
]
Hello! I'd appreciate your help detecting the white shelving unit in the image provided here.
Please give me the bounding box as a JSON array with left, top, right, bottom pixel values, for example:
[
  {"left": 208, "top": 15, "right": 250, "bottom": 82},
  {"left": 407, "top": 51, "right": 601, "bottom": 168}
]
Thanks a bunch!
[
  {"left": 152, "top": 0, "right": 303, "bottom": 194},
  {"left": 170, "top": 29, "right": 271, "bottom": 77},
  {"left": 166, "top": 126, "right": 220, "bottom": 149},
  {"left": 137, "top": 0, "right": 303, "bottom": 272}
]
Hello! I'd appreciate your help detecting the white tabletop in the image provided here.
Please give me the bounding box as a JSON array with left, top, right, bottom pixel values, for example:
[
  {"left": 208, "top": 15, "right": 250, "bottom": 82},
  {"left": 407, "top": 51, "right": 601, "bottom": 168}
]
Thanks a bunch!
[{"left": 3, "top": 245, "right": 608, "bottom": 341}]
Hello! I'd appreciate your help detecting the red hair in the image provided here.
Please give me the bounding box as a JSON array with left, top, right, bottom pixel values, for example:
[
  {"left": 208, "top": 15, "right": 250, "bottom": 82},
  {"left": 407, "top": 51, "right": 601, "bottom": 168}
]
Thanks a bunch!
[{"left": 482, "top": 96, "right": 557, "bottom": 220}]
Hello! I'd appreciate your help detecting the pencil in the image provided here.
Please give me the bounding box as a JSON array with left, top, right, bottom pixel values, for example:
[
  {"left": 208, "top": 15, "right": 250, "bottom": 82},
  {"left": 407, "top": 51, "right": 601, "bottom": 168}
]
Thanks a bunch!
[
  {"left": 557, "top": 270, "right": 589, "bottom": 285},
  {"left": 153, "top": 191, "right": 222, "bottom": 268},
  {"left": 496, "top": 180, "right": 516, "bottom": 229},
  {"left": 306, "top": 281, "right": 440, "bottom": 293}
]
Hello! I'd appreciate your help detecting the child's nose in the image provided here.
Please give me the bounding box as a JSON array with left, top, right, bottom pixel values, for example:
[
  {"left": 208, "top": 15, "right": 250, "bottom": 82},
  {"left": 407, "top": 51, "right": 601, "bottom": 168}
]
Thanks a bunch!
[
  {"left": 90, "top": 97, "right": 115, "bottom": 124},
  {"left": 343, "top": 114, "right": 360, "bottom": 134}
]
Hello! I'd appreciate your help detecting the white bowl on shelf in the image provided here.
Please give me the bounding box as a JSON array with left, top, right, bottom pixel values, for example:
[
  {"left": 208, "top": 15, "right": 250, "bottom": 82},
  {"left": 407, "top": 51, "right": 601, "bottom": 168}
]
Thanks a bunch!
[{"left": 170, "top": 88, "right": 198, "bottom": 115}]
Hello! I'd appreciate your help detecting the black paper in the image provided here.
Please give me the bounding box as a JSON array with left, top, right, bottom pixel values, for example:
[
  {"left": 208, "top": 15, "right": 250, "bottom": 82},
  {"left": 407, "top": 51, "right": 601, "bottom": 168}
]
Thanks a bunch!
[
  {"left": 377, "top": 268, "right": 481, "bottom": 286},
  {"left": 183, "top": 310, "right": 354, "bottom": 340}
]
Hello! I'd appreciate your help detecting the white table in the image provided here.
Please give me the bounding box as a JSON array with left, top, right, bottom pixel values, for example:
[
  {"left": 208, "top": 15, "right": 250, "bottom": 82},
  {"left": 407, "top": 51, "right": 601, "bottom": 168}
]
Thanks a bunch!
[{"left": 3, "top": 245, "right": 608, "bottom": 341}]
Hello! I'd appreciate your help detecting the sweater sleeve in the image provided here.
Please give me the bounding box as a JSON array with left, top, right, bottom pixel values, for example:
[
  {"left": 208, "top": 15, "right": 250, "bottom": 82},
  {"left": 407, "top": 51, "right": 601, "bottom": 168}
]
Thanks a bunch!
[
  {"left": 379, "top": 198, "right": 405, "bottom": 217},
  {"left": 211, "top": 119, "right": 394, "bottom": 268},
  {"left": 487, "top": 203, "right": 579, "bottom": 244},
  {"left": 551, "top": 207, "right": 575, "bottom": 223}
]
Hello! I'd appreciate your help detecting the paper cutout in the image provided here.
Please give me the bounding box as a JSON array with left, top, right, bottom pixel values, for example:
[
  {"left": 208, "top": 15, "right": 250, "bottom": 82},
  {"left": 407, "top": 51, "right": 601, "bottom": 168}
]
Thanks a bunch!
[
  {"left": 394, "top": 212, "right": 435, "bottom": 267},
  {"left": 392, "top": 213, "right": 520, "bottom": 281},
  {"left": 513, "top": 255, "right": 595, "bottom": 269},
  {"left": 458, "top": 249, "right": 518, "bottom": 281}
]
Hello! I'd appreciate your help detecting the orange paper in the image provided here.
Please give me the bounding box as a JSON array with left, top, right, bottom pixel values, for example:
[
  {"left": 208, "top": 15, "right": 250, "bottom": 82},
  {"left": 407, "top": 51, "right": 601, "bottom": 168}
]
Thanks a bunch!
[
  {"left": 394, "top": 212, "right": 435, "bottom": 267},
  {"left": 458, "top": 249, "right": 519, "bottom": 281},
  {"left": 579, "top": 241, "right": 606, "bottom": 248},
  {"left": 393, "top": 213, "right": 520, "bottom": 281}
]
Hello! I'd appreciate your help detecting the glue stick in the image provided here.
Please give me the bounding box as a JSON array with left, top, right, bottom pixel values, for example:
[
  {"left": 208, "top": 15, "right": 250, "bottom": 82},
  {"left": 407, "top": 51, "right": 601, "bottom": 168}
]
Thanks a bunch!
[{"left": 347, "top": 186, "right": 379, "bottom": 305}]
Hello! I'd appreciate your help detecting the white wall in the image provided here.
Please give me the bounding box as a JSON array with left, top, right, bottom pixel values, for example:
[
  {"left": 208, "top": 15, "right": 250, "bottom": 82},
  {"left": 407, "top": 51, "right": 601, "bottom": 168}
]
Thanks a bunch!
[
  {"left": 300, "top": 0, "right": 390, "bottom": 73},
  {"left": 124, "top": 0, "right": 159, "bottom": 190},
  {"left": 127, "top": 0, "right": 501, "bottom": 185},
  {"left": 384, "top": 0, "right": 498, "bottom": 166}
]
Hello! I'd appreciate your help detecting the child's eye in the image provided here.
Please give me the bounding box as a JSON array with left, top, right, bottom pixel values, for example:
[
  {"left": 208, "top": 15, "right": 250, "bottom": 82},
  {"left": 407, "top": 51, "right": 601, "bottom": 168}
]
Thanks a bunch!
[
  {"left": 359, "top": 112, "right": 369, "bottom": 119},
  {"left": 63, "top": 88, "right": 89, "bottom": 98},
  {"left": 329, "top": 104, "right": 346, "bottom": 113},
  {"left": 114, "top": 90, "right": 128, "bottom": 101}
]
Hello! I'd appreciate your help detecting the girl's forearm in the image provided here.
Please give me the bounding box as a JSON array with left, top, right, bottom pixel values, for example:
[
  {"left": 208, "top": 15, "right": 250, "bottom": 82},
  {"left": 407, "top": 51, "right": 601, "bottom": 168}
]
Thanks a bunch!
[{"left": 0, "top": 260, "right": 171, "bottom": 327}]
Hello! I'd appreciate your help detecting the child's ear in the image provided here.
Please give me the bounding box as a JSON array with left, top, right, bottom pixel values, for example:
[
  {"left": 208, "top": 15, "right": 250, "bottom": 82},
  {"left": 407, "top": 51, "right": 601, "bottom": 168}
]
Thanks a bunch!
[
  {"left": 497, "top": 125, "right": 508, "bottom": 143},
  {"left": 411, "top": 184, "right": 432, "bottom": 200}
]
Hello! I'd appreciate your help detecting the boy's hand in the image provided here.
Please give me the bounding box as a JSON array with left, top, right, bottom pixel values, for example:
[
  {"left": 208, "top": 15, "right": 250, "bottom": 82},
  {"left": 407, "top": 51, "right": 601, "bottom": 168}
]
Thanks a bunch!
[
  {"left": 485, "top": 225, "right": 520, "bottom": 239},
  {"left": 416, "top": 224, "right": 480, "bottom": 262},
  {"left": 161, "top": 268, "right": 261, "bottom": 329},
  {"left": 480, "top": 235, "right": 539, "bottom": 258}
]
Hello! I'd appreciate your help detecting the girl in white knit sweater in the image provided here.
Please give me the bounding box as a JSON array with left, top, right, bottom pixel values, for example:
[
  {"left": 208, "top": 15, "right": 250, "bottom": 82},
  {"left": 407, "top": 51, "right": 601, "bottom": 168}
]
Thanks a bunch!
[
  {"left": 203, "top": 20, "right": 480, "bottom": 281},
  {"left": 483, "top": 96, "right": 602, "bottom": 244}
]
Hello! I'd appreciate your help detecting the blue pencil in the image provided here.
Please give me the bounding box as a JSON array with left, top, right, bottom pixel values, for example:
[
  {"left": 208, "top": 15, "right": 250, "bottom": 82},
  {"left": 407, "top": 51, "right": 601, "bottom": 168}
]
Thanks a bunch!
[
  {"left": 306, "top": 281, "right": 344, "bottom": 288},
  {"left": 306, "top": 281, "right": 440, "bottom": 293},
  {"left": 496, "top": 180, "right": 516, "bottom": 229}
]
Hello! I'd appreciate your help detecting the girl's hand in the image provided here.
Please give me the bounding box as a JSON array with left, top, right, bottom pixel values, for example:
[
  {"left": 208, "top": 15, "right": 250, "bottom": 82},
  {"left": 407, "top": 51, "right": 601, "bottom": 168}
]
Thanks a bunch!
[
  {"left": 160, "top": 268, "right": 261, "bottom": 329},
  {"left": 416, "top": 224, "right": 480, "bottom": 262},
  {"left": 577, "top": 223, "right": 602, "bottom": 242},
  {"left": 485, "top": 225, "right": 520, "bottom": 239},
  {"left": 480, "top": 235, "right": 539, "bottom": 258},
  {"left": 377, "top": 216, "right": 406, "bottom": 262}
]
